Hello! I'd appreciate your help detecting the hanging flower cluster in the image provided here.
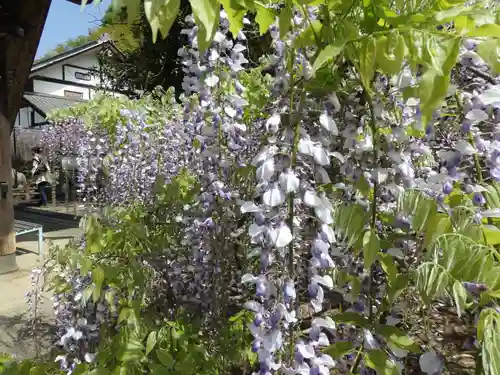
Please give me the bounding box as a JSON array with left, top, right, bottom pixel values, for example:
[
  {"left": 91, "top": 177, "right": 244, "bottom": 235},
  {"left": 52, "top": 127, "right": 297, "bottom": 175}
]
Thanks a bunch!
[{"left": 26, "top": 1, "right": 500, "bottom": 374}]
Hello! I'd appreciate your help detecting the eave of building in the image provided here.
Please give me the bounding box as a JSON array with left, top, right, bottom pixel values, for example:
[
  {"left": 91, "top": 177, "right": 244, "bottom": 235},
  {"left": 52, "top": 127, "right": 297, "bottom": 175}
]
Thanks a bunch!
[{"left": 31, "top": 38, "right": 124, "bottom": 75}]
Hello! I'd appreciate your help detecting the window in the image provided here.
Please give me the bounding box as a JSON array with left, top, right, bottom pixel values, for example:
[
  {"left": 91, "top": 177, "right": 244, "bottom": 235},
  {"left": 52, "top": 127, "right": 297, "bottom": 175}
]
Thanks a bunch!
[
  {"left": 75, "top": 71, "right": 91, "bottom": 81},
  {"left": 64, "top": 90, "right": 83, "bottom": 99}
]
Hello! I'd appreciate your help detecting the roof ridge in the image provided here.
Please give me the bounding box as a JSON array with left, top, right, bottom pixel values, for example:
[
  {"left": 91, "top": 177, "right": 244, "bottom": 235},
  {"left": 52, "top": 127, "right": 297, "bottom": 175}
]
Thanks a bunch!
[
  {"left": 32, "top": 39, "right": 121, "bottom": 73},
  {"left": 24, "top": 92, "right": 87, "bottom": 102}
]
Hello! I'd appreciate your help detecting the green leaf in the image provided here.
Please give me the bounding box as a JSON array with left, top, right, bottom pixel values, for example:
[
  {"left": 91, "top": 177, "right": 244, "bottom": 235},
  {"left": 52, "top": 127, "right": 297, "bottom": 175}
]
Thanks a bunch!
[
  {"left": 363, "top": 230, "right": 379, "bottom": 269},
  {"left": 334, "top": 204, "right": 366, "bottom": 248},
  {"left": 190, "top": 0, "right": 220, "bottom": 51},
  {"left": 79, "top": 257, "right": 92, "bottom": 276},
  {"left": 118, "top": 307, "right": 133, "bottom": 324},
  {"left": 416, "top": 263, "right": 449, "bottom": 305},
  {"left": 323, "top": 341, "right": 355, "bottom": 358},
  {"left": 92, "top": 266, "right": 105, "bottom": 302},
  {"left": 293, "top": 20, "right": 322, "bottom": 48},
  {"left": 374, "top": 33, "right": 405, "bottom": 75},
  {"left": 433, "top": 234, "right": 496, "bottom": 283},
  {"left": 386, "top": 274, "right": 409, "bottom": 305},
  {"left": 146, "top": 331, "right": 157, "bottom": 356},
  {"left": 418, "top": 36, "right": 460, "bottom": 126},
  {"left": 477, "top": 39, "right": 500, "bottom": 76},
  {"left": 486, "top": 289, "right": 500, "bottom": 299},
  {"left": 375, "top": 325, "right": 421, "bottom": 352},
  {"left": 144, "top": 0, "right": 180, "bottom": 42},
  {"left": 156, "top": 348, "right": 174, "bottom": 367},
  {"left": 312, "top": 43, "right": 345, "bottom": 75},
  {"left": 423, "top": 213, "right": 452, "bottom": 249},
  {"left": 359, "top": 37, "right": 376, "bottom": 91},
  {"left": 82, "top": 285, "right": 95, "bottom": 305},
  {"left": 364, "top": 349, "right": 399, "bottom": 375},
  {"left": 468, "top": 24, "right": 500, "bottom": 37},
  {"left": 378, "top": 253, "right": 398, "bottom": 283},
  {"left": 452, "top": 280, "right": 468, "bottom": 317},
  {"left": 255, "top": 4, "right": 274, "bottom": 35},
  {"left": 478, "top": 309, "right": 500, "bottom": 375},
  {"left": 485, "top": 183, "right": 500, "bottom": 208},
  {"left": 412, "top": 195, "right": 437, "bottom": 233},
  {"left": 483, "top": 225, "right": 500, "bottom": 245},
  {"left": 331, "top": 312, "right": 369, "bottom": 327},
  {"left": 88, "top": 368, "right": 111, "bottom": 375},
  {"left": 220, "top": 0, "right": 246, "bottom": 36},
  {"left": 117, "top": 339, "right": 144, "bottom": 362},
  {"left": 279, "top": 5, "right": 293, "bottom": 39}
]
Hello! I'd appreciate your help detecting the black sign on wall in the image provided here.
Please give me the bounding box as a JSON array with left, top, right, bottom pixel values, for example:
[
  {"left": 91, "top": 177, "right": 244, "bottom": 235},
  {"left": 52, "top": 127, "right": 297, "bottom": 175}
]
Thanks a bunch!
[{"left": 75, "top": 71, "right": 91, "bottom": 81}]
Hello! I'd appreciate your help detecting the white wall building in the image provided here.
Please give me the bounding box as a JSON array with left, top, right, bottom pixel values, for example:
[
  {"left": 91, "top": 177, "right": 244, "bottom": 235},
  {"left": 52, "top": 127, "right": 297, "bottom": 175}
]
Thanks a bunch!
[{"left": 14, "top": 37, "right": 123, "bottom": 129}]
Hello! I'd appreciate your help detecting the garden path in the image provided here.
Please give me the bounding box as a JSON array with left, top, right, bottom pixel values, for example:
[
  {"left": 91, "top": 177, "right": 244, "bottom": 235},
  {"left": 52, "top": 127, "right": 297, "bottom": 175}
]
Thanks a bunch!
[{"left": 0, "top": 209, "right": 82, "bottom": 359}]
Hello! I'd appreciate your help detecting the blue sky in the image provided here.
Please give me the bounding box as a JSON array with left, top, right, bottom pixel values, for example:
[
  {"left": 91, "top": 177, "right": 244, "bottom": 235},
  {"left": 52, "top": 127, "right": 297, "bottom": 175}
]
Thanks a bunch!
[{"left": 36, "top": 0, "right": 112, "bottom": 58}]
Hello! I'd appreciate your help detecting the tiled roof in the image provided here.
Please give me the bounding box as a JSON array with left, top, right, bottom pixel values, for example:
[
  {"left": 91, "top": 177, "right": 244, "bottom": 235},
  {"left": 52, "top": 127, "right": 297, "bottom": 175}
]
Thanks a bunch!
[{"left": 23, "top": 92, "right": 86, "bottom": 116}]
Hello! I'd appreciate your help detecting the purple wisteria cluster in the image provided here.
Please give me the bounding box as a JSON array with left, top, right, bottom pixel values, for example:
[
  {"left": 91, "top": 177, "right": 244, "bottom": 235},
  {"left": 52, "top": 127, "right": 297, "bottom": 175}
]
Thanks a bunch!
[{"left": 30, "top": 3, "right": 500, "bottom": 375}]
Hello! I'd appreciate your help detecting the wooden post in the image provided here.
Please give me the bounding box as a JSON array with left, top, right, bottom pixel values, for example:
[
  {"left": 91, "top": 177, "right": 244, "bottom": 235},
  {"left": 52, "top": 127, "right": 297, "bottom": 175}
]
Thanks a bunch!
[
  {"left": 25, "top": 183, "right": 30, "bottom": 201},
  {"left": 0, "top": 114, "right": 17, "bottom": 274},
  {"left": 52, "top": 174, "right": 56, "bottom": 208}
]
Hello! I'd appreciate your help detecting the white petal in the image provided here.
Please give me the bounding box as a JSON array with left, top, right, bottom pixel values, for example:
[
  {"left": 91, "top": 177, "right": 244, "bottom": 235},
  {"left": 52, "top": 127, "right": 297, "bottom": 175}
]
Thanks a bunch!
[
  {"left": 456, "top": 140, "right": 476, "bottom": 155},
  {"left": 205, "top": 75, "right": 220, "bottom": 87},
  {"left": 312, "top": 354, "right": 336, "bottom": 368},
  {"left": 296, "top": 341, "right": 316, "bottom": 359},
  {"left": 263, "top": 186, "right": 286, "bottom": 207},
  {"left": 316, "top": 333, "right": 330, "bottom": 347},
  {"left": 315, "top": 206, "right": 333, "bottom": 224},
  {"left": 241, "top": 201, "right": 262, "bottom": 214},
  {"left": 311, "top": 286, "right": 324, "bottom": 312},
  {"left": 224, "top": 106, "right": 237, "bottom": 118},
  {"left": 256, "top": 158, "right": 275, "bottom": 182},
  {"left": 298, "top": 138, "right": 314, "bottom": 156},
  {"left": 266, "top": 114, "right": 281, "bottom": 133},
  {"left": 481, "top": 208, "right": 500, "bottom": 218},
  {"left": 312, "top": 316, "right": 336, "bottom": 330},
  {"left": 321, "top": 224, "right": 336, "bottom": 243},
  {"left": 233, "top": 43, "right": 247, "bottom": 53},
  {"left": 252, "top": 147, "right": 270, "bottom": 166},
  {"left": 304, "top": 191, "right": 319, "bottom": 207},
  {"left": 315, "top": 166, "right": 331, "bottom": 184},
  {"left": 312, "top": 275, "right": 333, "bottom": 289},
  {"left": 372, "top": 168, "right": 389, "bottom": 184},
  {"left": 249, "top": 223, "right": 264, "bottom": 237},
  {"left": 465, "top": 109, "right": 488, "bottom": 123},
  {"left": 364, "top": 329, "right": 380, "bottom": 349},
  {"left": 319, "top": 112, "right": 339, "bottom": 135},
  {"left": 241, "top": 274, "right": 258, "bottom": 284},
  {"left": 243, "top": 301, "right": 262, "bottom": 312},
  {"left": 419, "top": 351, "right": 444, "bottom": 375},
  {"left": 313, "top": 145, "right": 330, "bottom": 166},
  {"left": 269, "top": 225, "right": 293, "bottom": 248},
  {"left": 279, "top": 170, "right": 300, "bottom": 193},
  {"left": 478, "top": 85, "right": 500, "bottom": 106}
]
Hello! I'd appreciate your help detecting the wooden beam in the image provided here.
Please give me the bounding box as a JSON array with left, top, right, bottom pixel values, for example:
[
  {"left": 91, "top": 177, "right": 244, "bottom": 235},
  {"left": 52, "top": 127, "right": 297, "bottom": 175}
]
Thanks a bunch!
[
  {"left": 0, "top": 0, "right": 51, "bottom": 273},
  {"left": 1, "top": 0, "right": 52, "bottom": 125}
]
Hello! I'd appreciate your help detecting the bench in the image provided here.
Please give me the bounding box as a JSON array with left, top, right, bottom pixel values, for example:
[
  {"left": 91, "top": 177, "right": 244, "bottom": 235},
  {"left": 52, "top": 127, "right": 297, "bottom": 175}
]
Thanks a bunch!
[
  {"left": 12, "top": 185, "right": 39, "bottom": 201},
  {"left": 14, "top": 220, "right": 44, "bottom": 257}
]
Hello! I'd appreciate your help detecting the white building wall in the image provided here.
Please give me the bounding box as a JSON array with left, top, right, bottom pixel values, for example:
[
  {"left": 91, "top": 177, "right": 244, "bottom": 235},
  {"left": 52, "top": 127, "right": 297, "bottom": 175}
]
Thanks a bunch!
[
  {"left": 14, "top": 44, "right": 122, "bottom": 129},
  {"left": 14, "top": 107, "right": 46, "bottom": 128},
  {"left": 32, "top": 80, "right": 92, "bottom": 100}
]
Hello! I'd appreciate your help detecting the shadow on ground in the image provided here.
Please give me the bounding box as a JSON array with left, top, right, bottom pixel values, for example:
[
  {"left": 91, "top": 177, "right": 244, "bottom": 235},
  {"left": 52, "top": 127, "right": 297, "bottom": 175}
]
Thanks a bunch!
[
  {"left": 0, "top": 313, "right": 57, "bottom": 359},
  {"left": 14, "top": 210, "right": 79, "bottom": 232}
]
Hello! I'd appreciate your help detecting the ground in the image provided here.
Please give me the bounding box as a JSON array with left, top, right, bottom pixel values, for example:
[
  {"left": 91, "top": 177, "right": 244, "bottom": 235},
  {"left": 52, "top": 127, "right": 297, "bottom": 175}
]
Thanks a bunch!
[{"left": 0, "top": 207, "right": 81, "bottom": 359}]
